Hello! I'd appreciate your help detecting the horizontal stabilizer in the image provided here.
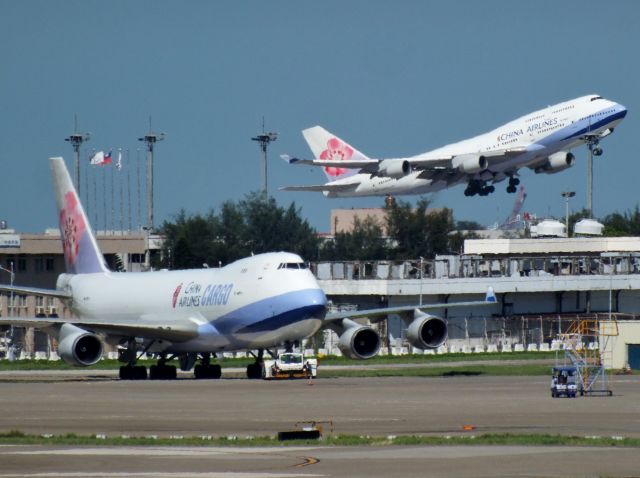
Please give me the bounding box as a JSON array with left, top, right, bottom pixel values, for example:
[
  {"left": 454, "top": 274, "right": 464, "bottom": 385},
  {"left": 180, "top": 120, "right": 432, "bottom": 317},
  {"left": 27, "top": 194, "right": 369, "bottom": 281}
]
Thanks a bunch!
[
  {"left": 0, "top": 284, "right": 72, "bottom": 299},
  {"left": 281, "top": 154, "right": 379, "bottom": 171},
  {"left": 279, "top": 183, "right": 358, "bottom": 192}
]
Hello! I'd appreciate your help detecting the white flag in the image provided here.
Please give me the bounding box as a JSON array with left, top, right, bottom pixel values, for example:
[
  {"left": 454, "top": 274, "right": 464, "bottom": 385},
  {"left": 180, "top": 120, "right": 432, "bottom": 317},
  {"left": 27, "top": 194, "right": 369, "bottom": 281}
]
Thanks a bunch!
[
  {"left": 90, "top": 151, "right": 105, "bottom": 165},
  {"left": 116, "top": 151, "right": 122, "bottom": 170}
]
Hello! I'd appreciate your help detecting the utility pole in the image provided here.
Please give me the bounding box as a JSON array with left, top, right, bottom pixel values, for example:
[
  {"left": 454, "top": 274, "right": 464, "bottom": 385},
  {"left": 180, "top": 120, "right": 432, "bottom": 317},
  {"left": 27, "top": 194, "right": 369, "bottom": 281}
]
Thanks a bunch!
[
  {"left": 138, "top": 119, "right": 165, "bottom": 230},
  {"left": 64, "top": 115, "right": 91, "bottom": 194},
  {"left": 251, "top": 119, "right": 278, "bottom": 195}
]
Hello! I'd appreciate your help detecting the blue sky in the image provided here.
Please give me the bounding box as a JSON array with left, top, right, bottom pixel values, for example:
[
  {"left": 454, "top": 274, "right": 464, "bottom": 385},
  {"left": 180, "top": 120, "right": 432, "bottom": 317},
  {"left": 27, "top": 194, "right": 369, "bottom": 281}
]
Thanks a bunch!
[{"left": 1, "top": 0, "right": 638, "bottom": 234}]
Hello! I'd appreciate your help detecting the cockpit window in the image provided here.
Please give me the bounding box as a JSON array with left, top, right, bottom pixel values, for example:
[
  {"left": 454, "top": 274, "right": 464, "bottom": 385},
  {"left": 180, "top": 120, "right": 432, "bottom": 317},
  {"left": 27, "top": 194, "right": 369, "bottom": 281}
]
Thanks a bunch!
[
  {"left": 277, "top": 262, "right": 309, "bottom": 270},
  {"left": 590, "top": 96, "right": 603, "bottom": 101}
]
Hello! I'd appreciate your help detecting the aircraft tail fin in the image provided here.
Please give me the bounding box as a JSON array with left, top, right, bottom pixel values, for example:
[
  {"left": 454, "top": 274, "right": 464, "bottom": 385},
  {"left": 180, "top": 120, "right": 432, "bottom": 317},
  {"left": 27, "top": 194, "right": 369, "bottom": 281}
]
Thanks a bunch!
[
  {"left": 50, "top": 157, "right": 109, "bottom": 274},
  {"left": 302, "top": 126, "right": 367, "bottom": 181}
]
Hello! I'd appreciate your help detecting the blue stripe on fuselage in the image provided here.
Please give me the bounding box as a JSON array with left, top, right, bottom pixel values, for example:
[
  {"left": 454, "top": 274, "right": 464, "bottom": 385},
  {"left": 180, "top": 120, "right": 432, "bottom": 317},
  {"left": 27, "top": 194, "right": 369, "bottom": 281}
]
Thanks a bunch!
[
  {"left": 559, "top": 109, "right": 627, "bottom": 142},
  {"left": 208, "top": 288, "right": 327, "bottom": 336}
]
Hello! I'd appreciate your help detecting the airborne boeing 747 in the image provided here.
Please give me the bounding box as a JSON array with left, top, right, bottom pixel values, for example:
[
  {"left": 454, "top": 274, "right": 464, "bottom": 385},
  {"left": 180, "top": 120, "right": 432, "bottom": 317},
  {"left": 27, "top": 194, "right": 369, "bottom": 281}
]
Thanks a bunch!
[
  {"left": 281, "top": 95, "right": 626, "bottom": 197},
  {"left": 0, "top": 157, "right": 494, "bottom": 380}
]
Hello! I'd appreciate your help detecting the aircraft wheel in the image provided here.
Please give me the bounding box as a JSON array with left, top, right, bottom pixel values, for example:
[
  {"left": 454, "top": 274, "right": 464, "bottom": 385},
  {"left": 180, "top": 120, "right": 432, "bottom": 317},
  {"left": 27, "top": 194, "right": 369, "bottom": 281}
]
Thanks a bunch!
[
  {"left": 134, "top": 365, "right": 148, "bottom": 380},
  {"left": 246, "top": 363, "right": 261, "bottom": 379},
  {"left": 507, "top": 185, "right": 516, "bottom": 194},
  {"left": 194, "top": 364, "right": 203, "bottom": 379},
  {"left": 593, "top": 147, "right": 603, "bottom": 156},
  {"left": 210, "top": 364, "right": 222, "bottom": 379},
  {"left": 119, "top": 365, "right": 131, "bottom": 380}
]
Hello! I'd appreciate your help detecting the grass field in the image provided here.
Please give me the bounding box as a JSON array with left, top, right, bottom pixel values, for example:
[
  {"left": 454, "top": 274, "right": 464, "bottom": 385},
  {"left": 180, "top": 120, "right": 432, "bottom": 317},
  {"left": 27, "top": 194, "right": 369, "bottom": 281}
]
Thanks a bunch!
[
  {"left": 1, "top": 429, "right": 638, "bottom": 448},
  {"left": 0, "top": 351, "right": 557, "bottom": 371}
]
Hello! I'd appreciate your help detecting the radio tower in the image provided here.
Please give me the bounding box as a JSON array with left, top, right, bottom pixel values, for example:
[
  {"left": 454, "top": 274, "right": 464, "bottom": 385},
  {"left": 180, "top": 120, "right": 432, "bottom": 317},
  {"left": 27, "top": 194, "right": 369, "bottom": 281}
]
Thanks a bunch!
[
  {"left": 138, "top": 118, "right": 165, "bottom": 230},
  {"left": 251, "top": 118, "right": 278, "bottom": 195},
  {"left": 64, "top": 115, "right": 91, "bottom": 194}
]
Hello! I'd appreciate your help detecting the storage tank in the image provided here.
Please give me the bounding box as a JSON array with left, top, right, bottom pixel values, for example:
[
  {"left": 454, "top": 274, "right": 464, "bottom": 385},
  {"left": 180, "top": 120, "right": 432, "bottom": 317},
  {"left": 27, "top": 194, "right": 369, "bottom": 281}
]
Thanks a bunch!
[
  {"left": 574, "top": 218, "right": 604, "bottom": 236},
  {"left": 531, "top": 219, "right": 566, "bottom": 238}
]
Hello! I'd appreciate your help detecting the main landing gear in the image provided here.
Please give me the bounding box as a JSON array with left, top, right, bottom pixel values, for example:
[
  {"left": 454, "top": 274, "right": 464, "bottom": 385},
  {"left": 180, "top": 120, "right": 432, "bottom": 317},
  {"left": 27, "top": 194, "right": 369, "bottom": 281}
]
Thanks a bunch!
[
  {"left": 506, "top": 176, "right": 520, "bottom": 194},
  {"left": 464, "top": 180, "right": 494, "bottom": 197},
  {"left": 246, "top": 349, "right": 265, "bottom": 379},
  {"left": 117, "top": 338, "right": 178, "bottom": 380},
  {"left": 245, "top": 348, "right": 281, "bottom": 379},
  {"left": 194, "top": 353, "right": 222, "bottom": 379}
]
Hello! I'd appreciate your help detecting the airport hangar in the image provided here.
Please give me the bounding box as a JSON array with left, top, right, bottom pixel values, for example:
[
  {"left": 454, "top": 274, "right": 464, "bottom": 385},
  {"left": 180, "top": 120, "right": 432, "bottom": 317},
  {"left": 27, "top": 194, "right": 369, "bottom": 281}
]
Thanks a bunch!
[{"left": 2, "top": 225, "right": 640, "bottom": 370}]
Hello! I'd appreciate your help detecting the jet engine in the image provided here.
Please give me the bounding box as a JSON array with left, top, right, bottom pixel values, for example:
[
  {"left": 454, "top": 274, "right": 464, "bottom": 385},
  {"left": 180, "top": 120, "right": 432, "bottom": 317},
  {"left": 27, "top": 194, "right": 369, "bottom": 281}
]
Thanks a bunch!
[
  {"left": 533, "top": 151, "right": 575, "bottom": 174},
  {"left": 405, "top": 312, "right": 448, "bottom": 349},
  {"left": 452, "top": 154, "right": 488, "bottom": 174},
  {"left": 335, "top": 319, "right": 381, "bottom": 359},
  {"left": 378, "top": 159, "right": 411, "bottom": 178},
  {"left": 57, "top": 323, "right": 103, "bottom": 366}
]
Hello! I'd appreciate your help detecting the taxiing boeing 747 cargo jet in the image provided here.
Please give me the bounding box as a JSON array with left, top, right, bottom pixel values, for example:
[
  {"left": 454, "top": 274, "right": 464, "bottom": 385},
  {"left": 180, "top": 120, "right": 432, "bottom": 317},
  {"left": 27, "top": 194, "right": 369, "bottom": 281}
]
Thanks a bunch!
[
  {"left": 0, "top": 157, "right": 494, "bottom": 380},
  {"left": 281, "top": 95, "right": 626, "bottom": 197}
]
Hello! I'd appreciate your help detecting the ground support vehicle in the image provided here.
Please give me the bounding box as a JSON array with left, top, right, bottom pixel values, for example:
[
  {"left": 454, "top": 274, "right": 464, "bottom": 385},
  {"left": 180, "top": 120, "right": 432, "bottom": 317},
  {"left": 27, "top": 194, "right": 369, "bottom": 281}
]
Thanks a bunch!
[
  {"left": 550, "top": 366, "right": 579, "bottom": 397},
  {"left": 262, "top": 352, "right": 317, "bottom": 379}
]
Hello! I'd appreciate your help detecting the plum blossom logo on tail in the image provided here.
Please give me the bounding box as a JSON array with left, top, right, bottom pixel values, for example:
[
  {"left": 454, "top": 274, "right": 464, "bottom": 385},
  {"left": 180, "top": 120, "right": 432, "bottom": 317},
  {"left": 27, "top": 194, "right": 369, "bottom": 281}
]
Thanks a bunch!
[
  {"left": 320, "top": 138, "right": 354, "bottom": 177},
  {"left": 59, "top": 192, "right": 86, "bottom": 266}
]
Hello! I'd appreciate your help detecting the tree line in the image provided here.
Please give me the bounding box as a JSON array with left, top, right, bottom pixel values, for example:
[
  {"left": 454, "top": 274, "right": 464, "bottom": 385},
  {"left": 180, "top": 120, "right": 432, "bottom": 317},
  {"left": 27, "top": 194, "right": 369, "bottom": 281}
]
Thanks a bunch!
[{"left": 156, "top": 194, "right": 640, "bottom": 270}]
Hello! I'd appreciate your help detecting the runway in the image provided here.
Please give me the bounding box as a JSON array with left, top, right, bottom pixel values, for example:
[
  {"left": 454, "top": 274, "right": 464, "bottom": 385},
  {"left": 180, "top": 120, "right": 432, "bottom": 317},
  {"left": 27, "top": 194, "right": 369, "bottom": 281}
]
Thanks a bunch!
[{"left": 0, "top": 372, "right": 639, "bottom": 477}]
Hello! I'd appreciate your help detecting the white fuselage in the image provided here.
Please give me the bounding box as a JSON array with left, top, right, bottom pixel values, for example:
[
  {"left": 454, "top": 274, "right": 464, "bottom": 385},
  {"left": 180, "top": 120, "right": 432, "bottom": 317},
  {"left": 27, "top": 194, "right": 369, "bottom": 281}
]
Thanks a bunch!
[
  {"left": 57, "top": 252, "right": 327, "bottom": 353},
  {"left": 325, "top": 95, "right": 627, "bottom": 197}
]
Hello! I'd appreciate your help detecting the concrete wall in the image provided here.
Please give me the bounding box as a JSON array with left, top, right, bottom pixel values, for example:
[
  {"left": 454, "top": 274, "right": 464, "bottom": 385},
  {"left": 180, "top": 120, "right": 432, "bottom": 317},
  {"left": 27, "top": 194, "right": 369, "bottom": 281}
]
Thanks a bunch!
[{"left": 603, "top": 321, "right": 640, "bottom": 369}]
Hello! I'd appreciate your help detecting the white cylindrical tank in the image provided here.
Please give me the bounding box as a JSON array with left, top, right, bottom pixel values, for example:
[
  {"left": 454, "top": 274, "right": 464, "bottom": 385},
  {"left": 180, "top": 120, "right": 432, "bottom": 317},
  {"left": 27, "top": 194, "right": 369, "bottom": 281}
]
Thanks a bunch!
[
  {"left": 532, "top": 219, "right": 566, "bottom": 237},
  {"left": 574, "top": 218, "right": 604, "bottom": 236}
]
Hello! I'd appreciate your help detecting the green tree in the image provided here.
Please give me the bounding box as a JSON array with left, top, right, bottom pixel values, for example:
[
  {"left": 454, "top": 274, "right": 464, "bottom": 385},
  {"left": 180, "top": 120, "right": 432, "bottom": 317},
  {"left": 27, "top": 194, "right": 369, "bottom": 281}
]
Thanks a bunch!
[
  {"left": 157, "top": 194, "right": 320, "bottom": 269},
  {"left": 602, "top": 206, "right": 640, "bottom": 236},
  {"left": 384, "top": 198, "right": 455, "bottom": 259},
  {"left": 320, "top": 216, "right": 388, "bottom": 260}
]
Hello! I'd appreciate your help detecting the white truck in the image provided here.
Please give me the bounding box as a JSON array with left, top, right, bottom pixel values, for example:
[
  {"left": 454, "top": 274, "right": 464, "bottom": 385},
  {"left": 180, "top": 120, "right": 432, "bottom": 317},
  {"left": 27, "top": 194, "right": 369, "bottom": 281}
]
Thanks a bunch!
[{"left": 262, "top": 352, "right": 318, "bottom": 380}]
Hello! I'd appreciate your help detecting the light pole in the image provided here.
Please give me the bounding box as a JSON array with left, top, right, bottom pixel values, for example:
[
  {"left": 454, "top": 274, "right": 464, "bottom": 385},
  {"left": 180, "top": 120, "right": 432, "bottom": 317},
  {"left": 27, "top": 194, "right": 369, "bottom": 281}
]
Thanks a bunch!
[
  {"left": 251, "top": 120, "right": 278, "bottom": 196},
  {"left": 561, "top": 191, "right": 575, "bottom": 237},
  {"left": 64, "top": 115, "right": 91, "bottom": 194},
  {"left": 138, "top": 125, "right": 165, "bottom": 230}
]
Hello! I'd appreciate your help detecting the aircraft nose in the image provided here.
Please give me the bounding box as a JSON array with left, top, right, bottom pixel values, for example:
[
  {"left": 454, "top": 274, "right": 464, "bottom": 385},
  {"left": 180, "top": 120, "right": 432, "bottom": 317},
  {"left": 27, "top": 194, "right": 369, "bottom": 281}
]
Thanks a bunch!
[{"left": 617, "top": 103, "right": 628, "bottom": 118}]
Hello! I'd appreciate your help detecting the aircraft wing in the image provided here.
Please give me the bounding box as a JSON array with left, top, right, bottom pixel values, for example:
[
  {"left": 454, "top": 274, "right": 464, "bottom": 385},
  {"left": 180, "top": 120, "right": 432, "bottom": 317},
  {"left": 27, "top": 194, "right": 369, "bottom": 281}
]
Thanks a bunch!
[
  {"left": 408, "top": 147, "right": 528, "bottom": 170},
  {"left": 325, "top": 287, "right": 497, "bottom": 323},
  {"left": 0, "top": 316, "right": 200, "bottom": 342},
  {"left": 0, "top": 284, "right": 72, "bottom": 299},
  {"left": 279, "top": 183, "right": 358, "bottom": 193}
]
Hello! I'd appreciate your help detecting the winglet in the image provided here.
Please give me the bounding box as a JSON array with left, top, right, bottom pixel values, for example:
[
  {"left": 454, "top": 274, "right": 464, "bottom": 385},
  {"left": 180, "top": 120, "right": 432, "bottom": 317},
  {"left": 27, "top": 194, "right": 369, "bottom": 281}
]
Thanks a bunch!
[
  {"left": 280, "top": 154, "right": 299, "bottom": 164},
  {"left": 50, "top": 157, "right": 109, "bottom": 274},
  {"left": 485, "top": 287, "right": 497, "bottom": 303}
]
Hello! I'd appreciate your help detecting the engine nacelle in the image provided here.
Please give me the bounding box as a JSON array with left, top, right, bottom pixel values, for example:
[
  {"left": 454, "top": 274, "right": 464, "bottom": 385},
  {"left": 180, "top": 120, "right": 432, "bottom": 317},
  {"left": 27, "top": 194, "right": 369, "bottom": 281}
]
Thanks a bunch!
[
  {"left": 57, "top": 323, "right": 103, "bottom": 366},
  {"left": 378, "top": 159, "right": 411, "bottom": 178},
  {"left": 534, "top": 151, "right": 575, "bottom": 174},
  {"left": 406, "top": 313, "right": 448, "bottom": 349},
  {"left": 452, "top": 154, "right": 488, "bottom": 174},
  {"left": 337, "top": 323, "right": 381, "bottom": 359}
]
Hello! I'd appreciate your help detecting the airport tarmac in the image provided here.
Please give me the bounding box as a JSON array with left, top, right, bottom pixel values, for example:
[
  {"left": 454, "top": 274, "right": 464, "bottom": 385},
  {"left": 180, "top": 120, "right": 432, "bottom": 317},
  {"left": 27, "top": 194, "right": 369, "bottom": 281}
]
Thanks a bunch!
[{"left": 0, "top": 372, "right": 639, "bottom": 477}]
